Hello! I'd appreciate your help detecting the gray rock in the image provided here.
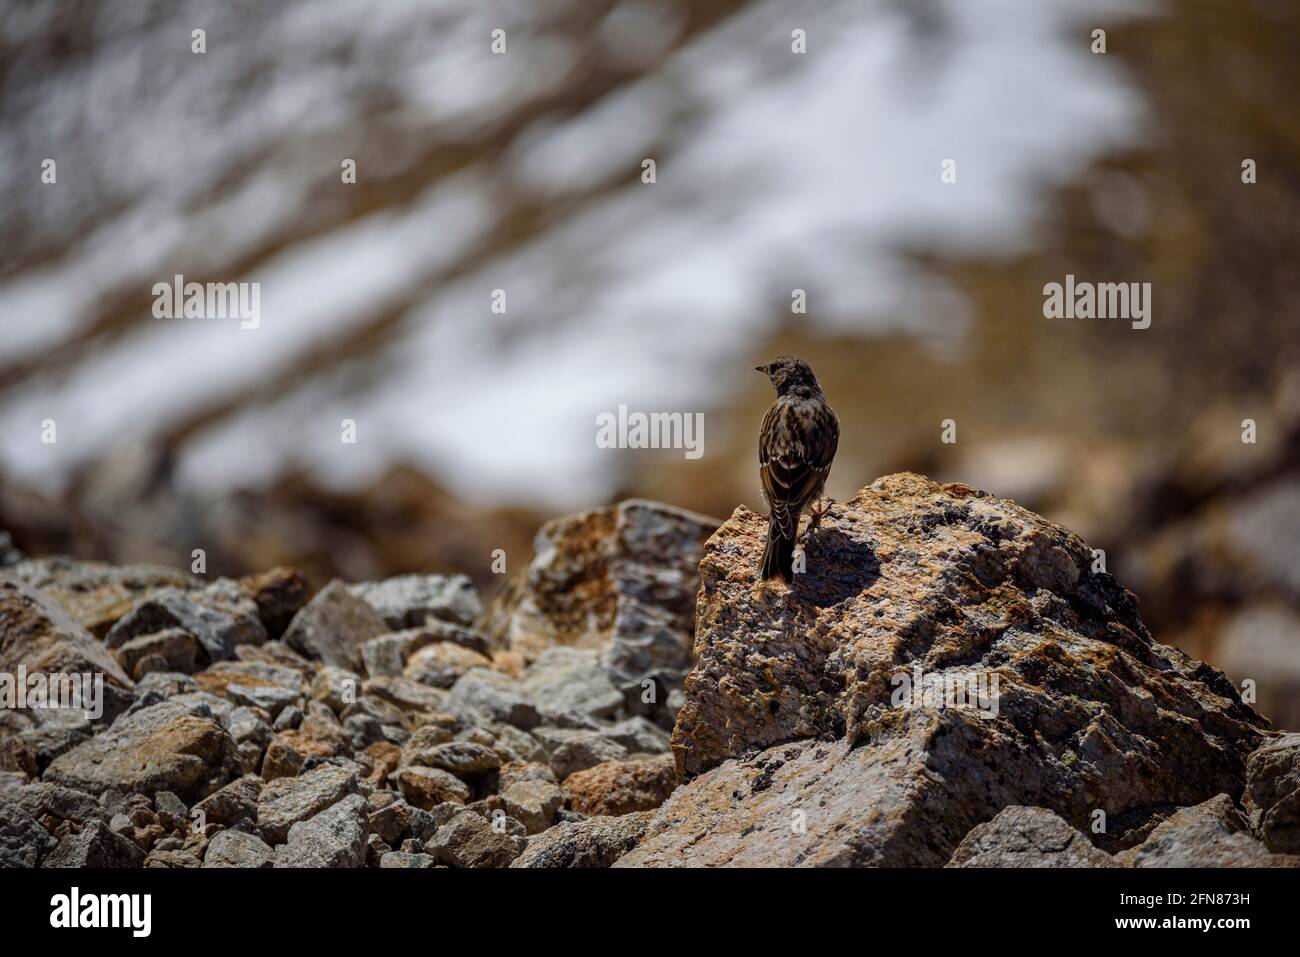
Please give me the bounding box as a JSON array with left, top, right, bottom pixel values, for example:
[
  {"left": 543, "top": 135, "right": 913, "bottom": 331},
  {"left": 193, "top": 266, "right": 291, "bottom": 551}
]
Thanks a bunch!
[
  {"left": 533, "top": 727, "right": 628, "bottom": 779},
  {"left": 349, "top": 575, "right": 481, "bottom": 629},
  {"left": 273, "top": 705, "right": 303, "bottom": 731},
  {"left": 221, "top": 706, "right": 272, "bottom": 748},
  {"left": 202, "top": 828, "right": 276, "bottom": 867},
  {"left": 514, "top": 812, "right": 651, "bottom": 868},
  {"left": 361, "top": 621, "right": 490, "bottom": 679},
  {"left": 0, "top": 798, "right": 56, "bottom": 867},
  {"left": 256, "top": 764, "right": 358, "bottom": 844},
  {"left": 309, "top": 665, "right": 363, "bottom": 713},
  {"left": 283, "top": 580, "right": 389, "bottom": 671},
  {"left": 425, "top": 809, "right": 525, "bottom": 868},
  {"left": 193, "top": 775, "right": 262, "bottom": 828},
  {"left": 225, "top": 682, "right": 300, "bottom": 718},
  {"left": 604, "top": 716, "right": 671, "bottom": 754},
  {"left": 1245, "top": 733, "right": 1300, "bottom": 854},
  {"left": 42, "top": 819, "right": 145, "bottom": 868},
  {"left": 500, "top": 778, "right": 565, "bottom": 834},
  {"left": 144, "top": 848, "right": 202, "bottom": 868},
  {"left": 445, "top": 669, "right": 540, "bottom": 729},
  {"left": 947, "top": 806, "right": 1116, "bottom": 867},
  {"left": 408, "top": 741, "right": 500, "bottom": 779},
  {"left": 1118, "top": 794, "right": 1299, "bottom": 867},
  {"left": 479, "top": 499, "right": 715, "bottom": 728},
  {"left": 276, "top": 794, "right": 368, "bottom": 868},
  {"left": 0, "top": 782, "right": 104, "bottom": 827},
  {"left": 105, "top": 582, "right": 266, "bottom": 663},
  {"left": 379, "top": 851, "right": 436, "bottom": 868},
  {"left": 134, "top": 672, "right": 197, "bottom": 698},
  {"left": 519, "top": 647, "right": 624, "bottom": 720}
]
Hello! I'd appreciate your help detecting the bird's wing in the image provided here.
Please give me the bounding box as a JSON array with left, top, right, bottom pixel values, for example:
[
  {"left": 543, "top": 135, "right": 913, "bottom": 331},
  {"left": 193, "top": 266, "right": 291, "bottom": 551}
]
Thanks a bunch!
[{"left": 759, "top": 398, "right": 838, "bottom": 538}]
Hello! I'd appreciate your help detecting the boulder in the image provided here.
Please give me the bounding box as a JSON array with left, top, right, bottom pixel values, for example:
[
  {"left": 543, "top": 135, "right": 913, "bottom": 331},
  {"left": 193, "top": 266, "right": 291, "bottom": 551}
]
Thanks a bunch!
[
  {"left": 626, "top": 474, "right": 1268, "bottom": 867},
  {"left": 42, "top": 819, "right": 145, "bottom": 868},
  {"left": 236, "top": 567, "right": 311, "bottom": 640},
  {"left": 1244, "top": 732, "right": 1300, "bottom": 854},
  {"left": 947, "top": 806, "right": 1117, "bottom": 867},
  {"left": 1117, "top": 794, "right": 1299, "bottom": 867},
  {"left": 533, "top": 728, "right": 628, "bottom": 779},
  {"left": 404, "top": 642, "right": 494, "bottom": 689},
  {"left": 395, "top": 767, "right": 471, "bottom": 809}
]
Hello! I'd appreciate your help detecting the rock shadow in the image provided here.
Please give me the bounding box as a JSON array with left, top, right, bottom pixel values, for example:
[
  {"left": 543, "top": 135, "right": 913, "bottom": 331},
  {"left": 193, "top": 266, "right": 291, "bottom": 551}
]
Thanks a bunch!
[{"left": 790, "top": 528, "right": 879, "bottom": 608}]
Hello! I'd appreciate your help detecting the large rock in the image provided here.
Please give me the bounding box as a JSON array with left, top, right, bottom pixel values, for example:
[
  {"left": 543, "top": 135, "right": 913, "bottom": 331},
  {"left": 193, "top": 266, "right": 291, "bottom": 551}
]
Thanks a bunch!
[
  {"left": 947, "top": 806, "right": 1116, "bottom": 868},
  {"left": 627, "top": 474, "right": 1268, "bottom": 867},
  {"left": 480, "top": 500, "right": 716, "bottom": 726},
  {"left": 1244, "top": 732, "right": 1300, "bottom": 853},
  {"left": 1117, "top": 794, "right": 1299, "bottom": 867},
  {"left": 0, "top": 576, "right": 133, "bottom": 691},
  {"left": 44, "top": 699, "right": 235, "bottom": 801},
  {"left": 283, "top": 580, "right": 389, "bottom": 671}
]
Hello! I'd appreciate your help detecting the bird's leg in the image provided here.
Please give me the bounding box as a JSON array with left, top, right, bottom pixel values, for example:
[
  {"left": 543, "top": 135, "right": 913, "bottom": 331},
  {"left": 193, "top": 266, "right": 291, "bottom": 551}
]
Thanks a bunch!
[{"left": 803, "top": 498, "right": 833, "bottom": 539}]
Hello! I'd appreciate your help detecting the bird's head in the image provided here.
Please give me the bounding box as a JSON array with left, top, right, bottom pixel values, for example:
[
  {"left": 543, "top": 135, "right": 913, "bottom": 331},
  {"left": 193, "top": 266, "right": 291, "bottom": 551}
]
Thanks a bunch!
[{"left": 755, "top": 355, "right": 821, "bottom": 396}]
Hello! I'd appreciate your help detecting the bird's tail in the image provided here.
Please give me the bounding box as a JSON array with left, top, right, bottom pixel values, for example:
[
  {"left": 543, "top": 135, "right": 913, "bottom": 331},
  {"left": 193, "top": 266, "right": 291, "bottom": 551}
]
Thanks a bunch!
[{"left": 759, "top": 515, "right": 796, "bottom": 583}]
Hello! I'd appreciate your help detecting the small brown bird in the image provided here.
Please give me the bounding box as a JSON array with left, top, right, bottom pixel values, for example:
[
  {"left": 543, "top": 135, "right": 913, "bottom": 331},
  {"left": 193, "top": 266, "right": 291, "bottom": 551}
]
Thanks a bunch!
[{"left": 756, "top": 356, "right": 839, "bottom": 582}]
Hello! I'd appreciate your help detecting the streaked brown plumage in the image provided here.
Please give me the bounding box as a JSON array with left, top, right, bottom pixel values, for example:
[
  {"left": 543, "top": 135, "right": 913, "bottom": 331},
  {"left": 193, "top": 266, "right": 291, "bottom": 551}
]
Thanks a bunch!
[{"left": 756, "top": 356, "right": 839, "bottom": 582}]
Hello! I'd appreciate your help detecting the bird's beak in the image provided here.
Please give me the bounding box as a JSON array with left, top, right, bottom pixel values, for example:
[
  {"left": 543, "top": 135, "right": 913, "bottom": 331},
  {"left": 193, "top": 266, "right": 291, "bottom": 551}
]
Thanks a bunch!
[{"left": 754, "top": 364, "right": 768, "bottom": 374}]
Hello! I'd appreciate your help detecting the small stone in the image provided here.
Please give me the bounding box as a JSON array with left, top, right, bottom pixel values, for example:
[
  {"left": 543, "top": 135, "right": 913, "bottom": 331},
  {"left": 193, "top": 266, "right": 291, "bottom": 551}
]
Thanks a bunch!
[
  {"left": 113, "top": 628, "right": 199, "bottom": 679},
  {"left": 202, "top": 828, "right": 276, "bottom": 868},
  {"left": 445, "top": 669, "right": 540, "bottom": 729},
  {"left": 256, "top": 764, "right": 359, "bottom": 844},
  {"left": 425, "top": 809, "right": 526, "bottom": 868},
  {"left": 500, "top": 778, "right": 565, "bottom": 834},
  {"left": 533, "top": 727, "right": 629, "bottom": 779},
  {"left": 276, "top": 794, "right": 369, "bottom": 868},
  {"left": 379, "top": 851, "right": 436, "bottom": 868},
  {"left": 395, "top": 767, "right": 471, "bottom": 809},
  {"left": 562, "top": 754, "right": 677, "bottom": 817},
  {"left": 192, "top": 775, "right": 262, "bottom": 828},
  {"left": 0, "top": 799, "right": 56, "bottom": 867},
  {"left": 283, "top": 580, "right": 390, "bottom": 671},
  {"left": 349, "top": 575, "right": 481, "bottom": 629},
  {"left": 404, "top": 642, "right": 494, "bottom": 689}
]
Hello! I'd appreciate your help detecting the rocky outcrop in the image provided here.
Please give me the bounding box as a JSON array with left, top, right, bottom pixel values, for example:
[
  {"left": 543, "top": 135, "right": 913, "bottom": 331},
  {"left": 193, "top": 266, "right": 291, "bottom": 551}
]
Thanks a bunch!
[
  {"left": 626, "top": 474, "right": 1273, "bottom": 866},
  {"left": 6, "top": 477, "right": 1297, "bottom": 869}
]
